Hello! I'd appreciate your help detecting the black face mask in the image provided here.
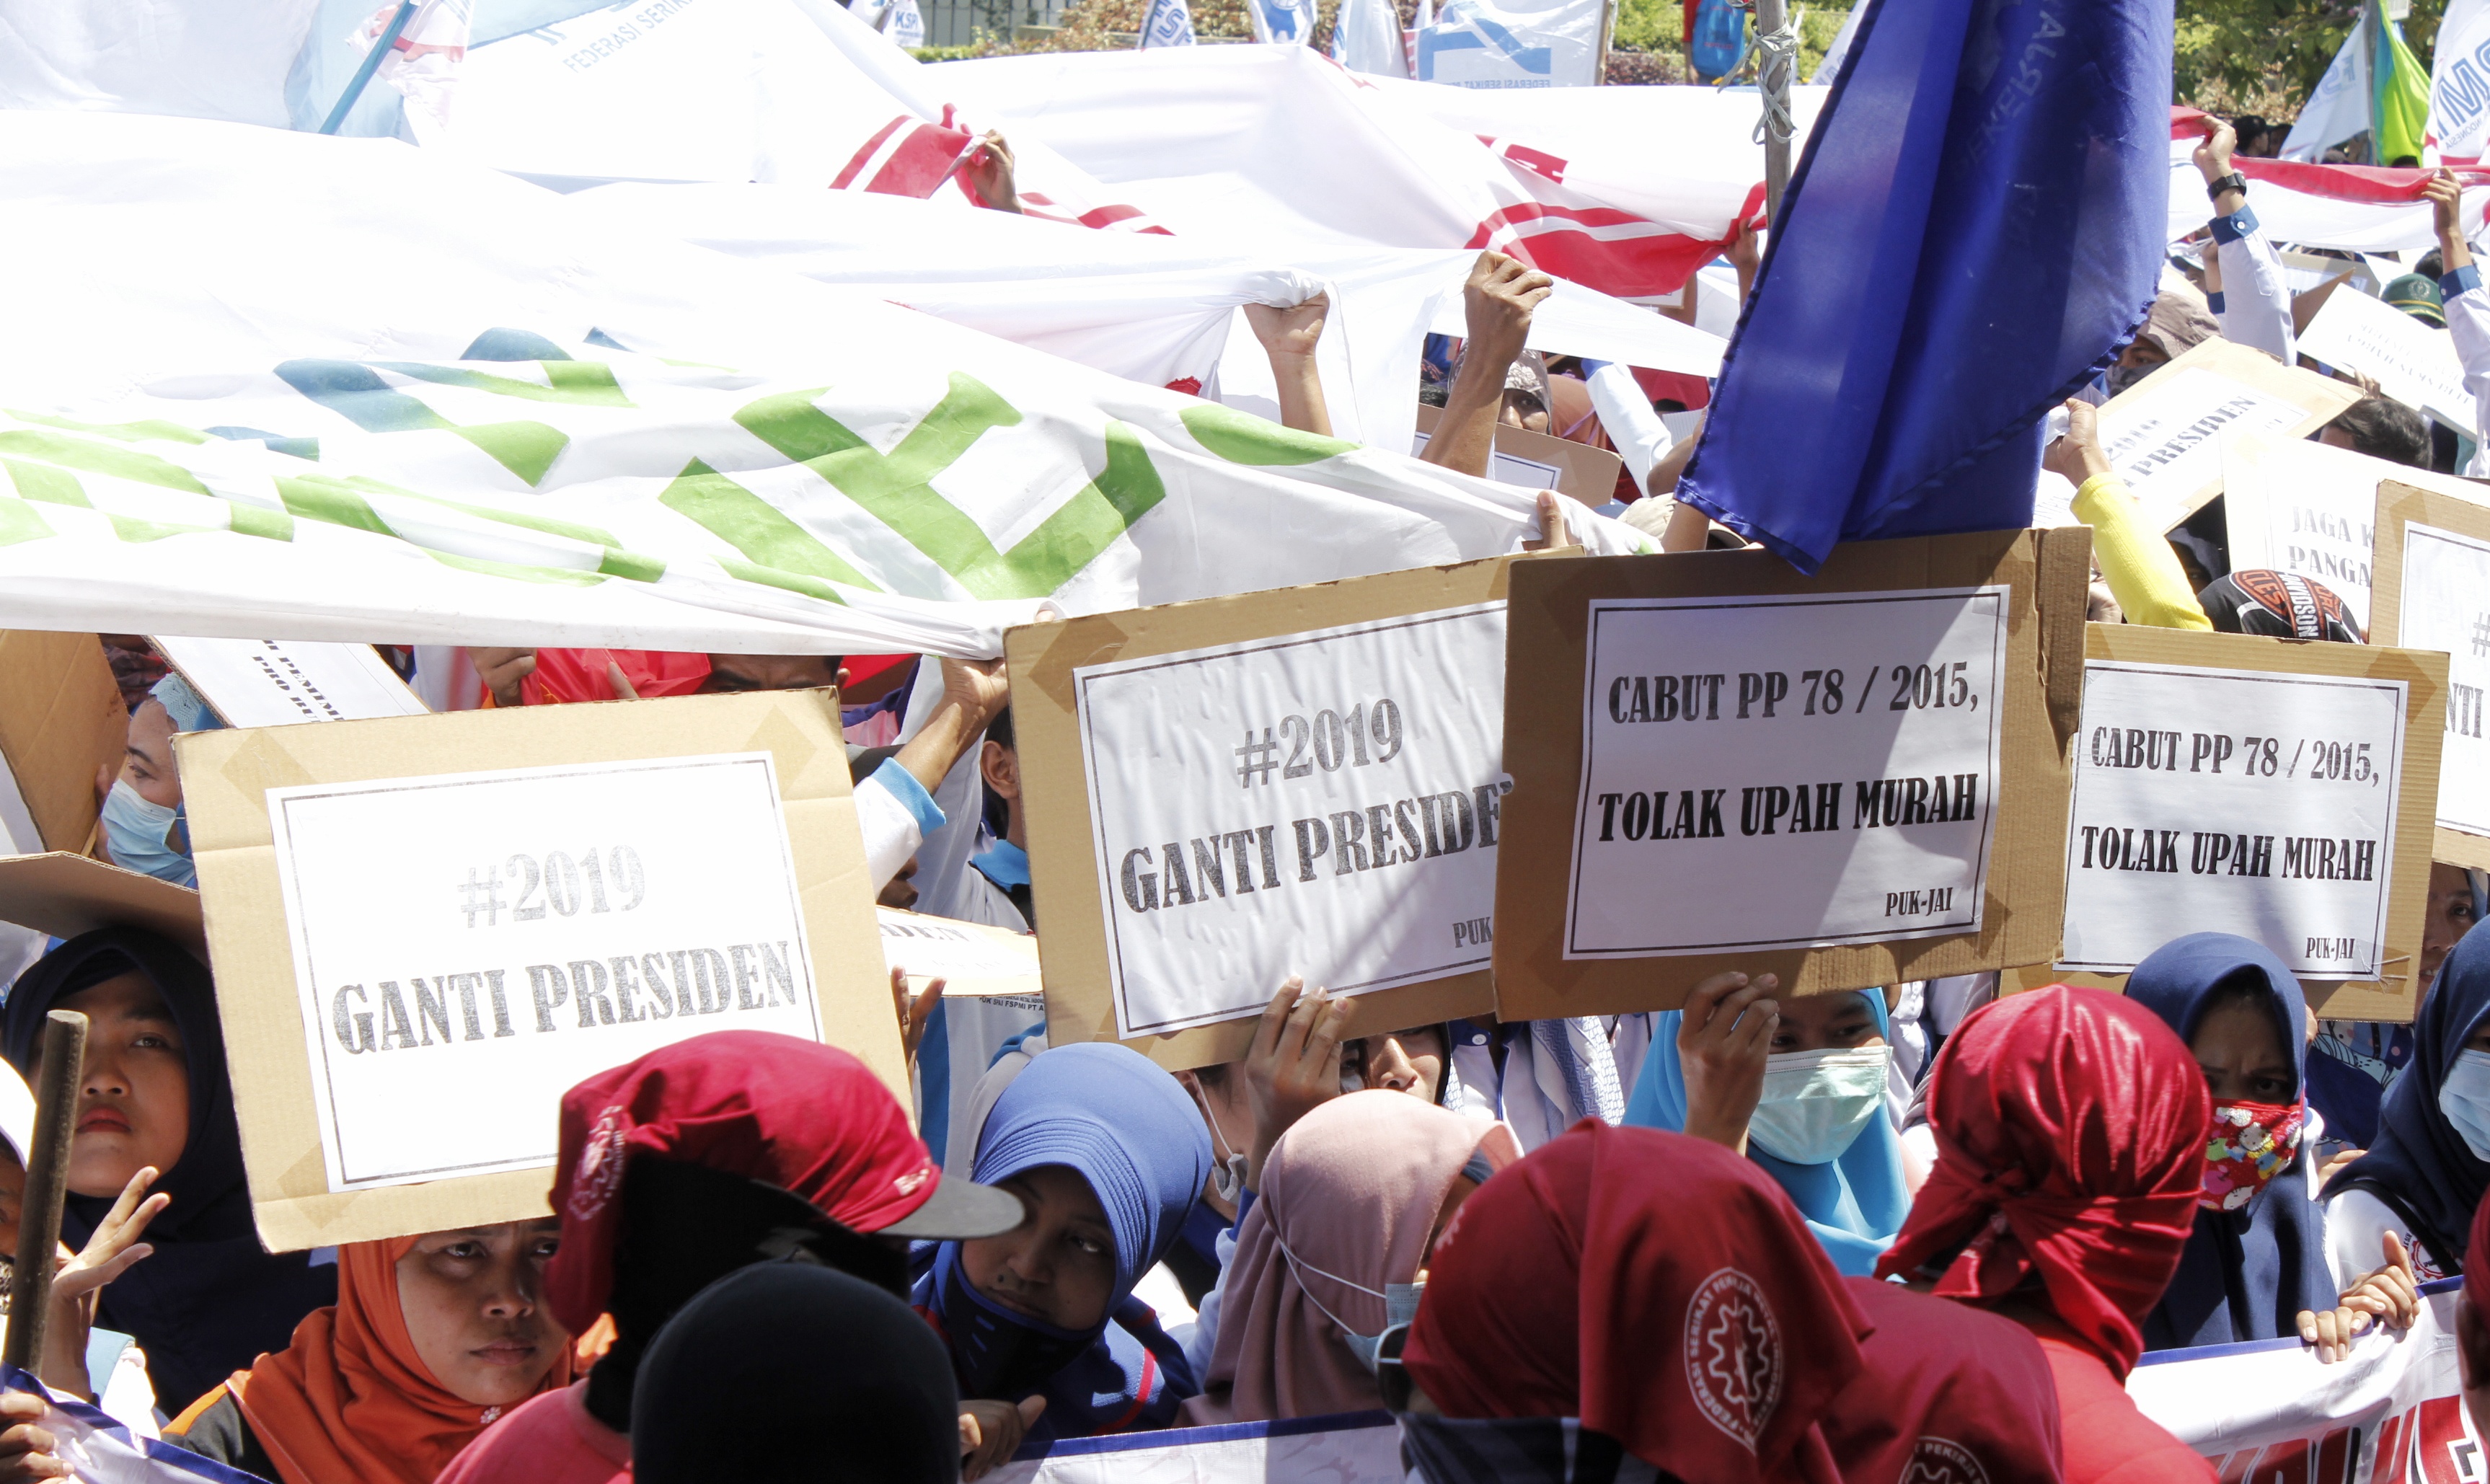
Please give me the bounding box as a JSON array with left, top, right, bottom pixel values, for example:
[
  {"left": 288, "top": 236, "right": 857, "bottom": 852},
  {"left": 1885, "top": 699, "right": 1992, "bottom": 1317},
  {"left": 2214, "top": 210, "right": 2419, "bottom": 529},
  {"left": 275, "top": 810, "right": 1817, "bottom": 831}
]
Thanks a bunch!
[
  {"left": 928, "top": 1241, "right": 1098, "bottom": 1400},
  {"left": 2105, "top": 361, "right": 2158, "bottom": 396},
  {"left": 584, "top": 1157, "right": 910, "bottom": 1431}
]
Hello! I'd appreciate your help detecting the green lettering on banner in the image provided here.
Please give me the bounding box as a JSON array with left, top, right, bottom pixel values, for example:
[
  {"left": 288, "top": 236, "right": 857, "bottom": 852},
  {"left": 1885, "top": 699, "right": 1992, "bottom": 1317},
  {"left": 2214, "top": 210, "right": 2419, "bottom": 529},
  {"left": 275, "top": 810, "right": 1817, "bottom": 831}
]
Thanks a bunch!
[
  {"left": 107, "top": 514, "right": 221, "bottom": 543},
  {"left": 426, "top": 549, "right": 609, "bottom": 587},
  {"left": 0, "top": 500, "right": 55, "bottom": 545},
  {"left": 659, "top": 459, "right": 880, "bottom": 592},
  {"left": 732, "top": 376, "right": 1167, "bottom": 601},
  {"left": 4, "top": 410, "right": 208, "bottom": 446},
  {"left": 374, "top": 361, "right": 634, "bottom": 407},
  {"left": 454, "top": 422, "right": 570, "bottom": 487},
  {"left": 597, "top": 547, "right": 666, "bottom": 581},
  {"left": 275, "top": 474, "right": 398, "bottom": 536},
  {"left": 226, "top": 503, "right": 296, "bottom": 542},
  {"left": 1178, "top": 403, "right": 1356, "bottom": 464},
  {"left": 0, "top": 430, "right": 211, "bottom": 495},
  {"left": 2, "top": 459, "right": 89, "bottom": 506},
  {"left": 274, "top": 361, "right": 570, "bottom": 487},
  {"left": 718, "top": 557, "right": 849, "bottom": 606}
]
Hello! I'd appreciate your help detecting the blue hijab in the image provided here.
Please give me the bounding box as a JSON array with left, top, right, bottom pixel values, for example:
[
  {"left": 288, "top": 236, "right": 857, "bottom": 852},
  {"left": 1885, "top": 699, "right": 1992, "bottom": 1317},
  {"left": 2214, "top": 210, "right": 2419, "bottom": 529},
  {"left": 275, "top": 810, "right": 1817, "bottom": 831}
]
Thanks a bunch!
[
  {"left": 914, "top": 1042, "right": 1211, "bottom": 1441},
  {"left": 1620, "top": 989, "right": 1910, "bottom": 1275},
  {"left": 2330, "top": 920, "right": 2490, "bottom": 1270},
  {"left": 2125, "top": 932, "right": 2331, "bottom": 1349}
]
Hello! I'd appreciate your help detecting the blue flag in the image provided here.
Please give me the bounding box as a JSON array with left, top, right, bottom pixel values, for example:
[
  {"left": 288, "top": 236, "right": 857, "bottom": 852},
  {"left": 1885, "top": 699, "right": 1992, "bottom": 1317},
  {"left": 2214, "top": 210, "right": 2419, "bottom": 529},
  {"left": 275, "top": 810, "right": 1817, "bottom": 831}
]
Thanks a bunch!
[
  {"left": 1142, "top": 0, "right": 1198, "bottom": 47},
  {"left": 1674, "top": 0, "right": 2171, "bottom": 573}
]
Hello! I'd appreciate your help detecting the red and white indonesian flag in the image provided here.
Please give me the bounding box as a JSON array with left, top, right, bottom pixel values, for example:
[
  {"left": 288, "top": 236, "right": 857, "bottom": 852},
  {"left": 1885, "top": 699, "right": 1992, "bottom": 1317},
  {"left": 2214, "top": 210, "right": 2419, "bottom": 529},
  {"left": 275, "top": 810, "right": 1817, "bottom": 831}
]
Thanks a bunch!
[{"left": 2168, "top": 106, "right": 2490, "bottom": 253}]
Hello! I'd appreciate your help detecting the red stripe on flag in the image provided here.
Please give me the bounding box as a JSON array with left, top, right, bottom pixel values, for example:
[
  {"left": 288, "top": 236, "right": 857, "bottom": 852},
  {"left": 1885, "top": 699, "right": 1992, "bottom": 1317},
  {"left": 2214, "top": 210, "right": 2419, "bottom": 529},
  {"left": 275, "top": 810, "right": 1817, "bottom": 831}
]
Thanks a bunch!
[
  {"left": 867, "top": 123, "right": 977, "bottom": 198},
  {"left": 831, "top": 117, "right": 911, "bottom": 191},
  {"left": 1465, "top": 182, "right": 1766, "bottom": 299}
]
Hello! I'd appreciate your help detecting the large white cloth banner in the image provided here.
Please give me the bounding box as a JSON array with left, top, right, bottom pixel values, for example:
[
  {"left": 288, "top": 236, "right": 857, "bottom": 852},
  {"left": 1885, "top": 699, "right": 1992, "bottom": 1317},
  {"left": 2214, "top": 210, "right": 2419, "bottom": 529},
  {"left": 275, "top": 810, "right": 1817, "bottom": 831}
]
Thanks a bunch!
[{"left": 0, "top": 112, "right": 1641, "bottom": 657}]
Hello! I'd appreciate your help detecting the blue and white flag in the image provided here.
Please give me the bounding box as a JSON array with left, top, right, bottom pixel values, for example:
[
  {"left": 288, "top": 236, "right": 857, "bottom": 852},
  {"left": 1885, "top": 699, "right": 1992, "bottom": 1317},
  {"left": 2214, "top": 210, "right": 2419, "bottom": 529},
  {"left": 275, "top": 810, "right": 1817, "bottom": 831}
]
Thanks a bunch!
[
  {"left": 1142, "top": 0, "right": 1198, "bottom": 48},
  {"left": 884, "top": 0, "right": 927, "bottom": 50},
  {"left": 1331, "top": 0, "right": 1408, "bottom": 75},
  {"left": 1, "top": 1369, "right": 267, "bottom": 1483},
  {"left": 1674, "top": 0, "right": 2171, "bottom": 571},
  {"left": 1247, "top": 0, "right": 1317, "bottom": 46}
]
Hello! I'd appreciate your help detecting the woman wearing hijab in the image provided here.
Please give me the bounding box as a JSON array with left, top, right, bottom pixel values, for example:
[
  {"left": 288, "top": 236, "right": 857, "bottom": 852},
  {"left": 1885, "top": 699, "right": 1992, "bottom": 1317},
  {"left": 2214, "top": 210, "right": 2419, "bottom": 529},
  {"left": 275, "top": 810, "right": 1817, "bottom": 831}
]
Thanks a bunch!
[
  {"left": 1394, "top": 1121, "right": 1872, "bottom": 1484},
  {"left": 2326, "top": 922, "right": 2490, "bottom": 1281},
  {"left": 1178, "top": 1090, "right": 1514, "bottom": 1426},
  {"left": 3, "top": 928, "right": 337, "bottom": 1414},
  {"left": 915, "top": 1041, "right": 1211, "bottom": 1470},
  {"left": 1623, "top": 973, "right": 1911, "bottom": 1275},
  {"left": 439, "top": 1031, "right": 1023, "bottom": 1484},
  {"left": 1876, "top": 984, "right": 2213, "bottom": 1484},
  {"left": 630, "top": 1264, "right": 959, "bottom": 1484},
  {"left": 164, "top": 1224, "right": 571, "bottom": 1482},
  {"left": 2123, "top": 933, "right": 2334, "bottom": 1349}
]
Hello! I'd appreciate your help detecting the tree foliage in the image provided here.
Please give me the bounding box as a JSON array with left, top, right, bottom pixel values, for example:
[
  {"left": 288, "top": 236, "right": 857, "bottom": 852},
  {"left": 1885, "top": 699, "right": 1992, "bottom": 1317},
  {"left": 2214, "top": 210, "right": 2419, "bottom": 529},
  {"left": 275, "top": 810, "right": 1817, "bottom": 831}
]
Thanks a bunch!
[{"left": 2173, "top": 0, "right": 2444, "bottom": 115}]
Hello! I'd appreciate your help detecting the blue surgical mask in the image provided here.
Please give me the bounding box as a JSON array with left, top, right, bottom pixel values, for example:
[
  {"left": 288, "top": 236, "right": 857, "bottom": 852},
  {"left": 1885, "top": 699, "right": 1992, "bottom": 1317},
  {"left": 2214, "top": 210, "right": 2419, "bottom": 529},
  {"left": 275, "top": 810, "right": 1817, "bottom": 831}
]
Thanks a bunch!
[
  {"left": 2439, "top": 1050, "right": 2490, "bottom": 1162},
  {"left": 1746, "top": 1045, "right": 1888, "bottom": 1165},
  {"left": 1273, "top": 1227, "right": 1422, "bottom": 1372},
  {"left": 101, "top": 780, "right": 195, "bottom": 888}
]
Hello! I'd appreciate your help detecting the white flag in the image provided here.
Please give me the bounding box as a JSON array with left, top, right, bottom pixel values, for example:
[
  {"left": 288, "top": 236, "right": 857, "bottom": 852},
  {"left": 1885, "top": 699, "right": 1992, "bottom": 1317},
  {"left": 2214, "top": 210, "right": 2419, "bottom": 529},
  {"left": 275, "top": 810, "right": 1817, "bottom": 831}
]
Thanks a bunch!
[
  {"left": 883, "top": 0, "right": 926, "bottom": 49},
  {"left": 2282, "top": 15, "right": 2374, "bottom": 162},
  {"left": 2433, "top": 0, "right": 2490, "bottom": 163},
  {"left": 1247, "top": 0, "right": 1317, "bottom": 45},
  {"left": 1141, "top": 0, "right": 1197, "bottom": 48},
  {"left": 1332, "top": 0, "right": 1408, "bottom": 76}
]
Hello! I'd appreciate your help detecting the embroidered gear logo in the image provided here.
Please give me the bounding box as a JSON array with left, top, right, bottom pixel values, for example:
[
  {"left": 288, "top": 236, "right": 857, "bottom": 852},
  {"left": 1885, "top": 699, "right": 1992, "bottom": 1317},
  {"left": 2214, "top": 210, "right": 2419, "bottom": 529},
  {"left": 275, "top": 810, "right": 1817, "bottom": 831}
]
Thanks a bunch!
[
  {"left": 566, "top": 1105, "right": 630, "bottom": 1221},
  {"left": 1681, "top": 1267, "right": 1783, "bottom": 1450},
  {"left": 1901, "top": 1436, "right": 1990, "bottom": 1484}
]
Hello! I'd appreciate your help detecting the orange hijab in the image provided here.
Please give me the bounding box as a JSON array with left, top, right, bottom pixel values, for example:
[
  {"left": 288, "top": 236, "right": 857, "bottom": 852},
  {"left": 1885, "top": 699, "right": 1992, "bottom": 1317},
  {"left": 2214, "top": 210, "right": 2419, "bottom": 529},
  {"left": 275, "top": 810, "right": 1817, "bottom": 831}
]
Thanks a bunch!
[{"left": 229, "top": 1237, "right": 573, "bottom": 1484}]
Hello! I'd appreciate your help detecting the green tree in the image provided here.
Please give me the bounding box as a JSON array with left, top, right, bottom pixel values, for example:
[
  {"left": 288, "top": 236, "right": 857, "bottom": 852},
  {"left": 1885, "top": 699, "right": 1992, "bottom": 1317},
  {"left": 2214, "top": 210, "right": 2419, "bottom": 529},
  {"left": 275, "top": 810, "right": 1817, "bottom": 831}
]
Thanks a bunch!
[{"left": 2173, "top": 0, "right": 2445, "bottom": 117}]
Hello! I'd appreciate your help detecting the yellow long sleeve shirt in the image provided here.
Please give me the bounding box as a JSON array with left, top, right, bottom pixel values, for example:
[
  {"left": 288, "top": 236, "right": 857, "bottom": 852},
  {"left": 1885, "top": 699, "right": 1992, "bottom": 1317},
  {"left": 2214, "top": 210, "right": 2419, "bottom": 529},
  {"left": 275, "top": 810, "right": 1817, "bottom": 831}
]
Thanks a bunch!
[{"left": 2071, "top": 472, "right": 2211, "bottom": 631}]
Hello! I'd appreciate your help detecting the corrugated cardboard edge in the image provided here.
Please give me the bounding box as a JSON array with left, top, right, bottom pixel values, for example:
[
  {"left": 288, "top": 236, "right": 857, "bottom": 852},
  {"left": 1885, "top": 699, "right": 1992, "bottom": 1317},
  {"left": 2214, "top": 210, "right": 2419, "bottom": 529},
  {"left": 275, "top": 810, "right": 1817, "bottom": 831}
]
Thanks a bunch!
[
  {"left": 0, "top": 853, "right": 204, "bottom": 955},
  {"left": 1412, "top": 404, "right": 1626, "bottom": 506},
  {"left": 1490, "top": 529, "right": 2088, "bottom": 1020},
  {"left": 2010, "top": 623, "right": 2445, "bottom": 1022},
  {"left": 2372, "top": 480, "right": 2490, "bottom": 875},
  {"left": 2101, "top": 337, "right": 2363, "bottom": 531},
  {"left": 1010, "top": 555, "right": 1571, "bottom": 1072},
  {"left": 0, "top": 632, "right": 127, "bottom": 854},
  {"left": 176, "top": 689, "right": 899, "bottom": 1253}
]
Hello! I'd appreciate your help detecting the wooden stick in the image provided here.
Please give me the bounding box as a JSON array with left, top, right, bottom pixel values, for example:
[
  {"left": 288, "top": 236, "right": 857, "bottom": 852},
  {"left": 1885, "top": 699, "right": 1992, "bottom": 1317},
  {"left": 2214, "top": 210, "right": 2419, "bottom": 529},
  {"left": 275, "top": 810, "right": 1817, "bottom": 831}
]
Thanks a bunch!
[{"left": 4, "top": 1010, "right": 89, "bottom": 1376}]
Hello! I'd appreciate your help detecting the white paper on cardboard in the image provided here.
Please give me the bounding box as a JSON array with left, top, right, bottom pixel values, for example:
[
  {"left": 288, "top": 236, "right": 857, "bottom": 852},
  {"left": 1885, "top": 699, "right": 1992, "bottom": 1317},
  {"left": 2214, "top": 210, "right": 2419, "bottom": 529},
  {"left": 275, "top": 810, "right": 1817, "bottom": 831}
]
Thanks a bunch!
[
  {"left": 2297, "top": 285, "right": 2478, "bottom": 433},
  {"left": 1564, "top": 588, "right": 2010, "bottom": 958},
  {"left": 1074, "top": 603, "right": 1508, "bottom": 1038},
  {"left": 2397, "top": 522, "right": 2490, "bottom": 842},
  {"left": 154, "top": 637, "right": 429, "bottom": 728},
  {"left": 2059, "top": 661, "right": 2406, "bottom": 977},
  {"left": 2219, "top": 436, "right": 2380, "bottom": 633},
  {"left": 2098, "top": 369, "right": 2311, "bottom": 525},
  {"left": 878, "top": 906, "right": 1040, "bottom": 996},
  {"left": 1409, "top": 430, "right": 1563, "bottom": 493},
  {"left": 265, "top": 752, "right": 821, "bottom": 1191}
]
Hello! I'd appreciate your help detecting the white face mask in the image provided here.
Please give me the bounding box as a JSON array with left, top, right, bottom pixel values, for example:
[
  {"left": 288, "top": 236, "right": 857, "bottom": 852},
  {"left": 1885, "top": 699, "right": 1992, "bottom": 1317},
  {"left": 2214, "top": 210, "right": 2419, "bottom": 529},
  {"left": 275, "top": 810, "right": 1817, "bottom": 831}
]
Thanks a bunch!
[
  {"left": 1746, "top": 1045, "right": 1889, "bottom": 1165},
  {"left": 2440, "top": 1049, "right": 2490, "bottom": 1161}
]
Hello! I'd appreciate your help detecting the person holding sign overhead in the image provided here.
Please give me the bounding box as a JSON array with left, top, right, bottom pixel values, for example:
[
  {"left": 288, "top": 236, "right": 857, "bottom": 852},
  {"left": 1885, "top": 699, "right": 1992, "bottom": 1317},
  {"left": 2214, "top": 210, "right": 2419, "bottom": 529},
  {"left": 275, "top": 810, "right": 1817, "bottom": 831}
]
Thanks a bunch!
[
  {"left": 915, "top": 1042, "right": 1211, "bottom": 1472},
  {"left": 3, "top": 928, "right": 338, "bottom": 1417},
  {"left": 2121, "top": 934, "right": 2334, "bottom": 1351},
  {"left": 1620, "top": 975, "right": 1912, "bottom": 1276}
]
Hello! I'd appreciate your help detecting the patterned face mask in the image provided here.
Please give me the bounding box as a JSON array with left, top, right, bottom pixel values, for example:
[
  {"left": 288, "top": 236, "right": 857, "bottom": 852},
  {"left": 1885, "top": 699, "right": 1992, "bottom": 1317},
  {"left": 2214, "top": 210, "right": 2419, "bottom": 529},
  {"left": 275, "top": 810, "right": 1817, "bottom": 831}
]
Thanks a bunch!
[{"left": 2201, "top": 1099, "right": 2304, "bottom": 1211}]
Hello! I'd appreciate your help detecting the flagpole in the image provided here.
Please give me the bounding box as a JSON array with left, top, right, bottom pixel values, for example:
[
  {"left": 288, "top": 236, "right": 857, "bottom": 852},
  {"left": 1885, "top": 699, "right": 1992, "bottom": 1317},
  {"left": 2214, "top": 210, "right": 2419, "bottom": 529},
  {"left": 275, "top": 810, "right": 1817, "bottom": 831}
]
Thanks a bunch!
[
  {"left": 1754, "top": 0, "right": 1796, "bottom": 217},
  {"left": 320, "top": 0, "right": 419, "bottom": 136}
]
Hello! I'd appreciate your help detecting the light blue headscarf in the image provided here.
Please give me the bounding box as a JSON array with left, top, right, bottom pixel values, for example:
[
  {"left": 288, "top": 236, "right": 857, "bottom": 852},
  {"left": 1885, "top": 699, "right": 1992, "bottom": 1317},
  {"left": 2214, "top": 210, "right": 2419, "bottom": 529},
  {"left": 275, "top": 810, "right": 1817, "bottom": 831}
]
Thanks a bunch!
[{"left": 1621, "top": 989, "right": 1912, "bottom": 1275}]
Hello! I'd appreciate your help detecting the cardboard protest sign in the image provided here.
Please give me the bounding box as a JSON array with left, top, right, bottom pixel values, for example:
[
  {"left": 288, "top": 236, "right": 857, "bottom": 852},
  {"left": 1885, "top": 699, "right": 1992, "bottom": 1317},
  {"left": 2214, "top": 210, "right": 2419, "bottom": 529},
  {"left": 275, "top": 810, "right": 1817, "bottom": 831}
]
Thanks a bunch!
[
  {"left": 1492, "top": 529, "right": 2091, "bottom": 1020},
  {"left": 2096, "top": 338, "right": 2362, "bottom": 531},
  {"left": 0, "top": 632, "right": 128, "bottom": 857},
  {"left": 1010, "top": 557, "right": 1544, "bottom": 1069},
  {"left": 2297, "top": 283, "right": 2477, "bottom": 433},
  {"left": 179, "top": 689, "right": 898, "bottom": 1250},
  {"left": 2217, "top": 436, "right": 2488, "bottom": 637},
  {"left": 878, "top": 907, "right": 1040, "bottom": 999},
  {"left": 2050, "top": 624, "right": 2442, "bottom": 1020},
  {"left": 0, "top": 853, "right": 203, "bottom": 956},
  {"left": 2370, "top": 481, "right": 2490, "bottom": 873},
  {"left": 151, "top": 637, "right": 428, "bottom": 728},
  {"left": 1412, "top": 405, "right": 1625, "bottom": 507}
]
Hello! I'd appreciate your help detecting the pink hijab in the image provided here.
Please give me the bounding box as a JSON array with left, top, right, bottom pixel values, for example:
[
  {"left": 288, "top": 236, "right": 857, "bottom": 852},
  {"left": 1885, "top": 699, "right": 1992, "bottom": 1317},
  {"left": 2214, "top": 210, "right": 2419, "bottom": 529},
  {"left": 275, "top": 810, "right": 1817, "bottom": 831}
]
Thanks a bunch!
[{"left": 1179, "top": 1090, "right": 1517, "bottom": 1425}]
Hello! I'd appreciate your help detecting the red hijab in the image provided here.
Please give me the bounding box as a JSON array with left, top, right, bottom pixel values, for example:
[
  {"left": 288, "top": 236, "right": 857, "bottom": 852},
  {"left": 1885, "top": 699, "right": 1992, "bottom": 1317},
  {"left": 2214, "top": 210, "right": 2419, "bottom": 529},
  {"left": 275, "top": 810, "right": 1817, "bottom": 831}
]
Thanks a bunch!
[
  {"left": 543, "top": 1030, "right": 940, "bottom": 1337},
  {"left": 1403, "top": 1121, "right": 1868, "bottom": 1484},
  {"left": 1874, "top": 984, "right": 2209, "bottom": 1378}
]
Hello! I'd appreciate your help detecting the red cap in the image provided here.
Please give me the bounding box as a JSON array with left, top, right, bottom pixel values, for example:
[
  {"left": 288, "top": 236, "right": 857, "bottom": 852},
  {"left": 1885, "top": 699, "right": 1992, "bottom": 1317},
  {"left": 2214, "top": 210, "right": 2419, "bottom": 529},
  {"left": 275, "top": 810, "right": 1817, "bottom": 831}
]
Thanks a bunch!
[{"left": 544, "top": 1030, "right": 1018, "bottom": 1337}]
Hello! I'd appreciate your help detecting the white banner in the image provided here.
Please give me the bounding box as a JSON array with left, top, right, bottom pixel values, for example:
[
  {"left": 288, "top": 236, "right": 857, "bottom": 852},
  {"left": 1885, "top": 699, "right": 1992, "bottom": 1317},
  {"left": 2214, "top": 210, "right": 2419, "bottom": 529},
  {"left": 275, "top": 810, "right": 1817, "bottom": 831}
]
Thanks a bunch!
[
  {"left": 2059, "top": 661, "right": 2406, "bottom": 977},
  {"left": 2299, "top": 286, "right": 2479, "bottom": 435},
  {"left": 2397, "top": 522, "right": 2490, "bottom": 843},
  {"left": 2437, "top": 0, "right": 2490, "bottom": 164},
  {"left": 268, "top": 754, "right": 821, "bottom": 1191},
  {"left": 1075, "top": 604, "right": 1509, "bottom": 1038},
  {"left": 1414, "top": 0, "right": 1602, "bottom": 89},
  {"left": 1566, "top": 588, "right": 2009, "bottom": 960},
  {"left": 2098, "top": 370, "right": 2315, "bottom": 528},
  {"left": 2220, "top": 437, "right": 2383, "bottom": 635},
  {"left": 154, "top": 636, "right": 429, "bottom": 728}
]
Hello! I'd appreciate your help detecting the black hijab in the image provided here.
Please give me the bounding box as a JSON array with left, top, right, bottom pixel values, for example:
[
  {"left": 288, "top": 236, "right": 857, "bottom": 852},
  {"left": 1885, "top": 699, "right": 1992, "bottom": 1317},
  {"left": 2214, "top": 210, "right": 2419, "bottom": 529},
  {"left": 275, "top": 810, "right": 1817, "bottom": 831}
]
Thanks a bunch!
[
  {"left": 2126, "top": 932, "right": 2331, "bottom": 1348},
  {"left": 632, "top": 1262, "right": 959, "bottom": 1484},
  {"left": 2329, "top": 920, "right": 2490, "bottom": 1270},
  {"left": 3, "top": 927, "right": 336, "bottom": 1412}
]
